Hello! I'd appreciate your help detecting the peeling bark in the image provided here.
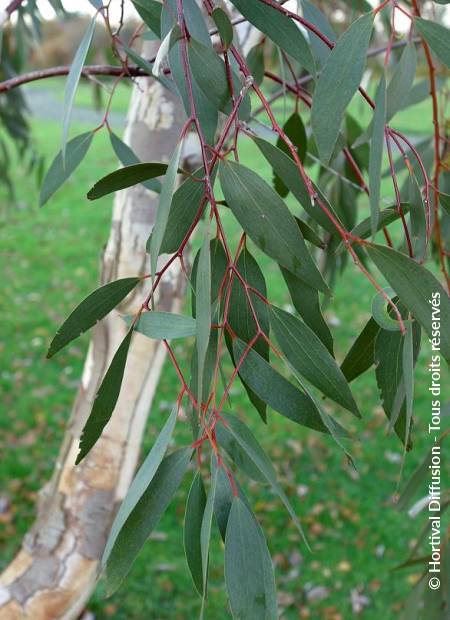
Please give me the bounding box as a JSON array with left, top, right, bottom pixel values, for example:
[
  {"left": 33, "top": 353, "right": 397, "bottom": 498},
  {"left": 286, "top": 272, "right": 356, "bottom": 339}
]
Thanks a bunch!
[{"left": 0, "top": 60, "right": 190, "bottom": 620}]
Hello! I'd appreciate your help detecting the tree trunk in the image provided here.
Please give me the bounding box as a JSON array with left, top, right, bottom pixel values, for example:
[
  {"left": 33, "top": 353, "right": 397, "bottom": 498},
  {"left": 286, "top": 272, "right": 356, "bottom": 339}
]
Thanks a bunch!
[{"left": 0, "top": 65, "right": 189, "bottom": 620}]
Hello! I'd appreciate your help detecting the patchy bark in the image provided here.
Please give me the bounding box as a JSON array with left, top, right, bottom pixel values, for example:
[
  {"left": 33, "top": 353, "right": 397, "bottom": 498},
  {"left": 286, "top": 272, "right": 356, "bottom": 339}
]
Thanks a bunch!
[{"left": 0, "top": 66, "right": 190, "bottom": 620}]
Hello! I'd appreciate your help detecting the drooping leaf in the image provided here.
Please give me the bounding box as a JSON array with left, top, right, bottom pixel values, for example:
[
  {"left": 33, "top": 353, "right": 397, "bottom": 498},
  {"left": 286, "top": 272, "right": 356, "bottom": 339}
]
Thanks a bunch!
[
  {"left": 369, "top": 74, "right": 386, "bottom": 238},
  {"left": 234, "top": 339, "right": 348, "bottom": 437},
  {"left": 386, "top": 44, "right": 417, "bottom": 121},
  {"left": 415, "top": 18, "right": 450, "bottom": 69},
  {"left": 196, "top": 230, "right": 211, "bottom": 407},
  {"left": 219, "top": 160, "right": 328, "bottom": 293},
  {"left": 76, "top": 329, "right": 133, "bottom": 464},
  {"left": 270, "top": 306, "right": 360, "bottom": 416},
  {"left": 408, "top": 176, "right": 427, "bottom": 260},
  {"left": 104, "top": 446, "right": 192, "bottom": 593},
  {"left": 216, "top": 412, "right": 308, "bottom": 544},
  {"left": 109, "top": 131, "right": 162, "bottom": 193},
  {"left": 229, "top": 0, "right": 315, "bottom": 74},
  {"left": 87, "top": 163, "right": 168, "bottom": 200},
  {"left": 402, "top": 319, "right": 415, "bottom": 445},
  {"left": 40, "top": 131, "right": 94, "bottom": 206},
  {"left": 199, "top": 466, "right": 218, "bottom": 615},
  {"left": 253, "top": 137, "right": 341, "bottom": 235},
  {"left": 213, "top": 458, "right": 251, "bottom": 541},
  {"left": 225, "top": 498, "right": 277, "bottom": 620},
  {"left": 150, "top": 141, "right": 183, "bottom": 281},
  {"left": 188, "top": 38, "right": 251, "bottom": 120},
  {"left": 280, "top": 267, "right": 334, "bottom": 354},
  {"left": 62, "top": 16, "right": 96, "bottom": 160},
  {"left": 246, "top": 44, "right": 265, "bottom": 86},
  {"left": 212, "top": 7, "right": 233, "bottom": 49},
  {"left": 341, "top": 317, "right": 380, "bottom": 382},
  {"left": 133, "top": 311, "right": 196, "bottom": 340},
  {"left": 311, "top": 12, "right": 373, "bottom": 163},
  {"left": 301, "top": 0, "right": 336, "bottom": 65},
  {"left": 47, "top": 277, "right": 140, "bottom": 358},
  {"left": 191, "top": 238, "right": 228, "bottom": 318},
  {"left": 274, "top": 113, "right": 307, "bottom": 198},
  {"left": 132, "top": 0, "right": 162, "bottom": 37},
  {"left": 440, "top": 192, "right": 450, "bottom": 216},
  {"left": 184, "top": 472, "right": 206, "bottom": 596},
  {"left": 366, "top": 244, "right": 450, "bottom": 363}
]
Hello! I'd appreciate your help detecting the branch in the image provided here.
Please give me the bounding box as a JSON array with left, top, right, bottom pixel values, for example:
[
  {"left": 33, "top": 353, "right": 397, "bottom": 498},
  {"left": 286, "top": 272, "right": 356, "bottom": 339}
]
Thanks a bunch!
[
  {"left": 0, "top": 64, "right": 150, "bottom": 93},
  {"left": 0, "top": 0, "right": 25, "bottom": 27}
]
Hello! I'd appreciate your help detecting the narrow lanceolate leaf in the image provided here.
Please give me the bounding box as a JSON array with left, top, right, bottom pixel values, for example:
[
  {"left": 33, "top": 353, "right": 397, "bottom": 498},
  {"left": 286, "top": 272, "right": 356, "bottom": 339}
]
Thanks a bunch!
[
  {"left": 253, "top": 137, "right": 341, "bottom": 235},
  {"left": 109, "top": 131, "right": 162, "bottom": 193},
  {"left": 150, "top": 141, "right": 183, "bottom": 282},
  {"left": 216, "top": 413, "right": 309, "bottom": 545},
  {"left": 274, "top": 113, "right": 307, "bottom": 198},
  {"left": 229, "top": 0, "right": 315, "bottom": 74},
  {"left": 87, "top": 163, "right": 167, "bottom": 200},
  {"left": 188, "top": 38, "right": 251, "bottom": 120},
  {"left": 213, "top": 459, "right": 250, "bottom": 541},
  {"left": 47, "top": 277, "right": 140, "bottom": 358},
  {"left": 311, "top": 12, "right": 373, "bottom": 164},
  {"left": 341, "top": 317, "right": 380, "bottom": 382},
  {"left": 132, "top": 0, "right": 162, "bottom": 37},
  {"left": 76, "top": 329, "right": 133, "bottom": 464},
  {"left": 234, "top": 339, "right": 348, "bottom": 437},
  {"left": 200, "top": 467, "right": 218, "bottom": 616},
  {"left": 366, "top": 244, "right": 450, "bottom": 363},
  {"left": 62, "top": 16, "right": 96, "bottom": 160},
  {"left": 225, "top": 498, "right": 277, "bottom": 620},
  {"left": 415, "top": 18, "right": 450, "bottom": 69},
  {"left": 133, "top": 311, "right": 196, "bottom": 340},
  {"left": 281, "top": 267, "right": 334, "bottom": 354},
  {"left": 212, "top": 7, "right": 233, "bottom": 49},
  {"left": 402, "top": 320, "right": 415, "bottom": 446},
  {"left": 40, "top": 132, "right": 94, "bottom": 206},
  {"left": 184, "top": 472, "right": 207, "bottom": 596},
  {"left": 104, "top": 446, "right": 192, "bottom": 594},
  {"left": 301, "top": 0, "right": 336, "bottom": 66},
  {"left": 369, "top": 74, "right": 386, "bottom": 238},
  {"left": 270, "top": 306, "right": 360, "bottom": 417},
  {"left": 386, "top": 44, "right": 417, "bottom": 121},
  {"left": 219, "top": 160, "right": 328, "bottom": 293},
  {"left": 196, "top": 231, "right": 211, "bottom": 407}
]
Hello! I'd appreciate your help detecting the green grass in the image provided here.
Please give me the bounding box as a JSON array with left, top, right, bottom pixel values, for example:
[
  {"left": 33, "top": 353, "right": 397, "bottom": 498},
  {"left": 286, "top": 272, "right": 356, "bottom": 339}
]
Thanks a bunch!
[{"left": 0, "top": 85, "right": 447, "bottom": 620}]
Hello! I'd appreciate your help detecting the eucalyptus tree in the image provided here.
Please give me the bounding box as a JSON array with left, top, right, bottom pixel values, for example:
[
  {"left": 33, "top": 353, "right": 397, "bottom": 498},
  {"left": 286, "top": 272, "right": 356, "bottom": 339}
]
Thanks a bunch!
[{"left": 0, "top": 1, "right": 449, "bottom": 619}]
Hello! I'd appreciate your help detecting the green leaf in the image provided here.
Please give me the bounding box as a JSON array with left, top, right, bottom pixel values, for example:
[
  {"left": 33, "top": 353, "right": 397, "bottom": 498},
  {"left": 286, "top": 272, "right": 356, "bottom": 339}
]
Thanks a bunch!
[
  {"left": 216, "top": 413, "right": 308, "bottom": 544},
  {"left": 200, "top": 466, "right": 218, "bottom": 616},
  {"left": 150, "top": 167, "right": 207, "bottom": 255},
  {"left": 246, "top": 44, "right": 265, "bottom": 86},
  {"left": 369, "top": 74, "right": 386, "bottom": 238},
  {"left": 234, "top": 339, "right": 348, "bottom": 437},
  {"left": 229, "top": 0, "right": 315, "bottom": 74},
  {"left": 212, "top": 7, "right": 233, "bottom": 49},
  {"left": 253, "top": 137, "right": 341, "bottom": 235},
  {"left": 40, "top": 132, "right": 94, "bottom": 206},
  {"left": 76, "top": 329, "right": 133, "bottom": 464},
  {"left": 109, "top": 131, "right": 162, "bottom": 193},
  {"left": 150, "top": 141, "right": 183, "bottom": 281},
  {"left": 341, "top": 317, "right": 380, "bottom": 382},
  {"left": 415, "top": 17, "right": 450, "bottom": 69},
  {"left": 132, "top": 0, "right": 162, "bottom": 37},
  {"left": 440, "top": 192, "right": 450, "bottom": 216},
  {"left": 62, "top": 16, "right": 96, "bottom": 160},
  {"left": 184, "top": 472, "right": 207, "bottom": 596},
  {"left": 225, "top": 498, "right": 277, "bottom": 620},
  {"left": 219, "top": 160, "right": 328, "bottom": 293},
  {"left": 196, "top": 230, "right": 212, "bottom": 407},
  {"left": 301, "top": 0, "right": 336, "bottom": 66},
  {"left": 386, "top": 44, "right": 417, "bottom": 121},
  {"left": 281, "top": 267, "right": 334, "bottom": 354},
  {"left": 274, "top": 113, "right": 307, "bottom": 198},
  {"left": 402, "top": 320, "right": 415, "bottom": 445},
  {"left": 87, "top": 163, "right": 167, "bottom": 200},
  {"left": 366, "top": 244, "right": 450, "bottom": 363},
  {"left": 47, "top": 277, "right": 140, "bottom": 358},
  {"left": 188, "top": 38, "right": 251, "bottom": 120},
  {"left": 104, "top": 446, "right": 192, "bottom": 593},
  {"left": 133, "top": 311, "right": 196, "bottom": 340},
  {"left": 270, "top": 306, "right": 360, "bottom": 416},
  {"left": 311, "top": 12, "right": 373, "bottom": 163}
]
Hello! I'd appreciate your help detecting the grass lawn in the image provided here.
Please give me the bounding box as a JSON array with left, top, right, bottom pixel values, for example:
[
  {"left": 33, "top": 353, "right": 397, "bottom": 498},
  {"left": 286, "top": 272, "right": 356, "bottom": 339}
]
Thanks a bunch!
[{"left": 0, "top": 82, "right": 447, "bottom": 620}]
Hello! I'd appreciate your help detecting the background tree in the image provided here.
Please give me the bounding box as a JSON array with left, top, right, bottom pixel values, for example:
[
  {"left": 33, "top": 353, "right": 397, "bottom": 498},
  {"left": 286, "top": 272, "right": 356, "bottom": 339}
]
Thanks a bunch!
[{"left": 0, "top": 1, "right": 449, "bottom": 619}]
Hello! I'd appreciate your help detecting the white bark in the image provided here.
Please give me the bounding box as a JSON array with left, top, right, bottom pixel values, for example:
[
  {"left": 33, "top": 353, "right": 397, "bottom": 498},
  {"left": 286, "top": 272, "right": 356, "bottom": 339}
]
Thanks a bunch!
[{"left": 0, "top": 65, "right": 190, "bottom": 620}]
